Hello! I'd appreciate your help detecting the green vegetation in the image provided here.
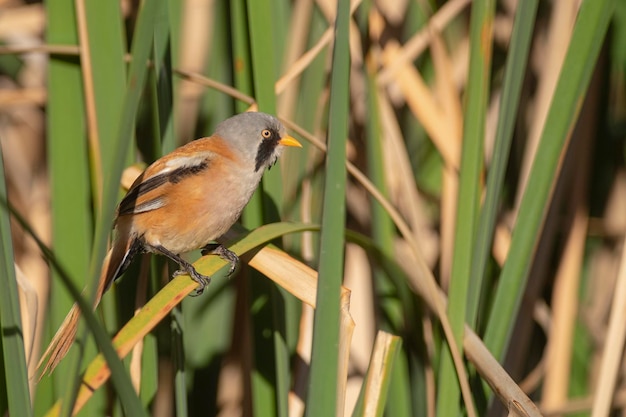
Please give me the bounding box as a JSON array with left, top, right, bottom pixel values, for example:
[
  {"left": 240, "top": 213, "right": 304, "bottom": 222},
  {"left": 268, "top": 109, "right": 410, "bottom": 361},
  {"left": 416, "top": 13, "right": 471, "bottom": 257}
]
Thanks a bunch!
[{"left": 0, "top": 0, "right": 623, "bottom": 416}]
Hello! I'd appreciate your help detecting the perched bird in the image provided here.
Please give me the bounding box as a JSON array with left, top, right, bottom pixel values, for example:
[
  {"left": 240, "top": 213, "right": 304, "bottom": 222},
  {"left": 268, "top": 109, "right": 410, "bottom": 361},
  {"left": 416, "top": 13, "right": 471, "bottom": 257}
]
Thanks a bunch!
[{"left": 38, "top": 112, "right": 301, "bottom": 375}]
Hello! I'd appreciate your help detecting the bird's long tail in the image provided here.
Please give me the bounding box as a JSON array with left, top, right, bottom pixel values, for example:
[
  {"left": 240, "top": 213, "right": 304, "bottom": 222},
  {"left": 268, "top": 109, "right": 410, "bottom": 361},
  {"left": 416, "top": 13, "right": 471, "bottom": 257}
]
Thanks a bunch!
[{"left": 37, "top": 238, "right": 132, "bottom": 377}]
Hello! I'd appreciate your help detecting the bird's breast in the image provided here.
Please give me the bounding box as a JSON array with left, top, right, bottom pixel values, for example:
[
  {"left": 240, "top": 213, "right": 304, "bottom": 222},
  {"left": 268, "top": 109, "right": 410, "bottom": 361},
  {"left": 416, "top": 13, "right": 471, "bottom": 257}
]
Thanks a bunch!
[{"left": 130, "top": 162, "right": 263, "bottom": 255}]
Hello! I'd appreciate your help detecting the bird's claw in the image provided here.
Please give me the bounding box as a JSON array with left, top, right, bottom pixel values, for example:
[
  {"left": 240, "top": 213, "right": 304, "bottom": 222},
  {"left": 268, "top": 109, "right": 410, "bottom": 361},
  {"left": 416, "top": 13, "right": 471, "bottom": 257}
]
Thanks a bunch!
[
  {"left": 201, "top": 244, "right": 239, "bottom": 278},
  {"left": 173, "top": 267, "right": 211, "bottom": 296}
]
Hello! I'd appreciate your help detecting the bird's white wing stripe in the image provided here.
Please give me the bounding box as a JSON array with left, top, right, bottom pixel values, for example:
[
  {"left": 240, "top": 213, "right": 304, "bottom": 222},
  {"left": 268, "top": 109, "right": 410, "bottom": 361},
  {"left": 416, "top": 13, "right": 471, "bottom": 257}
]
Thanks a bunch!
[{"left": 133, "top": 197, "right": 166, "bottom": 214}]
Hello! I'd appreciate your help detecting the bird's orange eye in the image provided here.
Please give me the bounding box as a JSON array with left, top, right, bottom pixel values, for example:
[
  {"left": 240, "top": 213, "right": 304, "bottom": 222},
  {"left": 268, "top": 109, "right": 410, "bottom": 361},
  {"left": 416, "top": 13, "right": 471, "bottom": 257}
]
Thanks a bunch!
[{"left": 261, "top": 129, "right": 272, "bottom": 139}]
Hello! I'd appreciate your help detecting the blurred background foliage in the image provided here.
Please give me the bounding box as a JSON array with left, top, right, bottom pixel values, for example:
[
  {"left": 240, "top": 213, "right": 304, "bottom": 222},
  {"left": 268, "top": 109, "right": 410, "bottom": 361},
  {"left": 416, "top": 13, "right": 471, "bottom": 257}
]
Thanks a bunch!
[{"left": 0, "top": 0, "right": 625, "bottom": 416}]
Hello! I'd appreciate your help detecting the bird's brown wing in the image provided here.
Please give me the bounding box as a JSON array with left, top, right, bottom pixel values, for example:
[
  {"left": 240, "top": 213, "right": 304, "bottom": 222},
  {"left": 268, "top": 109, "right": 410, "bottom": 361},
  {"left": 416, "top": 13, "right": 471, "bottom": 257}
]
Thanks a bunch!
[{"left": 118, "top": 152, "right": 213, "bottom": 216}]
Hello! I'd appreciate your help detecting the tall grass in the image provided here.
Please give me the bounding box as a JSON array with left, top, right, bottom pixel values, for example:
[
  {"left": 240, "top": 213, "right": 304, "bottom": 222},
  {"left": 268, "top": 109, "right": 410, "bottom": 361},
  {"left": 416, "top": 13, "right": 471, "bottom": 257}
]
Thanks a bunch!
[{"left": 0, "top": 0, "right": 624, "bottom": 416}]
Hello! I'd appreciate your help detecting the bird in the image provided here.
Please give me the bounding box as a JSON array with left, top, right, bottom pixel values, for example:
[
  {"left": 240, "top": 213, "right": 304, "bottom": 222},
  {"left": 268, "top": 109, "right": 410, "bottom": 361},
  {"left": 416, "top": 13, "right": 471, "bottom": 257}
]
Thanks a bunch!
[{"left": 38, "top": 112, "right": 302, "bottom": 376}]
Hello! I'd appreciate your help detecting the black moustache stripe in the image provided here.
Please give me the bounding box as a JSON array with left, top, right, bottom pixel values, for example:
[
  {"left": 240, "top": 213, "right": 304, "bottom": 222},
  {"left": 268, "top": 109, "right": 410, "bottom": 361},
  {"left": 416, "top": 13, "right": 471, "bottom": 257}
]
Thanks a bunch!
[{"left": 255, "top": 130, "right": 281, "bottom": 172}]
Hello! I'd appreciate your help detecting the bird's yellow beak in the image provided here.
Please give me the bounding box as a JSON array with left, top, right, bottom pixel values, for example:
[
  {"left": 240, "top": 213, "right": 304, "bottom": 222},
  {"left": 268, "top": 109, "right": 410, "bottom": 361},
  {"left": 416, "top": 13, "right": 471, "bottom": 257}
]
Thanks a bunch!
[{"left": 279, "top": 135, "right": 302, "bottom": 147}]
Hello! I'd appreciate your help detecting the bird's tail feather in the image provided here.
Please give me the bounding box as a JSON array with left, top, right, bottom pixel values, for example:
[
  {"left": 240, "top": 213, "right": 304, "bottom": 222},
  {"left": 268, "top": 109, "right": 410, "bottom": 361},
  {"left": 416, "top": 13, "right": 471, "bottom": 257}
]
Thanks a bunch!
[
  {"left": 37, "top": 302, "right": 81, "bottom": 377},
  {"left": 37, "top": 239, "right": 132, "bottom": 377}
]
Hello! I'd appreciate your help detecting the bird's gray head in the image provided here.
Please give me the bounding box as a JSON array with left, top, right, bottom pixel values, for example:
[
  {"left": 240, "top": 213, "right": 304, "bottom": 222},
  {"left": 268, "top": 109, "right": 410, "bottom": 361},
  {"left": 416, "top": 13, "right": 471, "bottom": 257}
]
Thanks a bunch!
[{"left": 215, "top": 112, "right": 301, "bottom": 172}]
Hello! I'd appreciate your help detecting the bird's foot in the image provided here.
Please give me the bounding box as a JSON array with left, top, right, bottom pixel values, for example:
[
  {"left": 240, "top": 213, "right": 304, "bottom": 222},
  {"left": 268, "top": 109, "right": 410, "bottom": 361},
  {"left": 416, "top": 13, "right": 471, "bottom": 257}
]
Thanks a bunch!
[
  {"left": 201, "top": 243, "right": 239, "bottom": 277},
  {"left": 173, "top": 266, "right": 211, "bottom": 296},
  {"left": 150, "top": 244, "right": 213, "bottom": 296}
]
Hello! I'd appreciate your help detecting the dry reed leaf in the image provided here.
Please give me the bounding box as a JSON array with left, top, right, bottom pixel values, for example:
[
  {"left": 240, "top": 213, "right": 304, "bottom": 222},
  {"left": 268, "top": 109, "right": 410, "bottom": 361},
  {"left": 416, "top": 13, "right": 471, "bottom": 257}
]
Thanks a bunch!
[
  {"left": 589, "top": 236, "right": 626, "bottom": 416},
  {"left": 174, "top": 69, "right": 255, "bottom": 106},
  {"left": 308, "top": 0, "right": 365, "bottom": 125},
  {"left": 542, "top": 208, "right": 587, "bottom": 411},
  {"left": 508, "top": 399, "right": 532, "bottom": 417},
  {"left": 484, "top": 90, "right": 500, "bottom": 165},
  {"left": 450, "top": 36, "right": 470, "bottom": 91},
  {"left": 584, "top": 174, "right": 626, "bottom": 343},
  {"left": 542, "top": 105, "right": 595, "bottom": 412},
  {"left": 277, "top": 0, "right": 315, "bottom": 118},
  {"left": 0, "top": 102, "right": 45, "bottom": 190},
  {"left": 0, "top": 62, "right": 49, "bottom": 393},
  {"left": 129, "top": 256, "right": 151, "bottom": 394},
  {"left": 275, "top": 0, "right": 361, "bottom": 107},
  {"left": 175, "top": 0, "right": 213, "bottom": 142},
  {"left": 0, "top": 88, "right": 46, "bottom": 107},
  {"left": 243, "top": 245, "right": 319, "bottom": 307},
  {"left": 541, "top": 388, "right": 626, "bottom": 416},
  {"left": 344, "top": 243, "right": 375, "bottom": 373},
  {"left": 275, "top": 28, "right": 333, "bottom": 99},
  {"left": 128, "top": 326, "right": 144, "bottom": 394},
  {"left": 0, "top": 4, "right": 44, "bottom": 38},
  {"left": 338, "top": 289, "right": 356, "bottom": 417},
  {"left": 289, "top": 304, "right": 314, "bottom": 417},
  {"left": 376, "top": 86, "right": 439, "bottom": 268},
  {"left": 9, "top": 39, "right": 48, "bottom": 89},
  {"left": 121, "top": 165, "right": 145, "bottom": 189},
  {"left": 584, "top": 134, "right": 618, "bottom": 400},
  {"left": 603, "top": 171, "right": 626, "bottom": 235},
  {"left": 500, "top": 0, "right": 518, "bottom": 15},
  {"left": 375, "top": 0, "right": 408, "bottom": 25},
  {"left": 439, "top": 167, "right": 457, "bottom": 289},
  {"left": 464, "top": 329, "right": 542, "bottom": 417},
  {"left": 360, "top": 331, "right": 401, "bottom": 417},
  {"left": 585, "top": 246, "right": 618, "bottom": 347},
  {"left": 297, "top": 152, "right": 319, "bottom": 264},
  {"left": 344, "top": 376, "right": 364, "bottom": 417},
  {"left": 380, "top": 40, "right": 460, "bottom": 170},
  {"left": 427, "top": 28, "right": 463, "bottom": 287},
  {"left": 75, "top": 0, "right": 103, "bottom": 206},
  {"left": 367, "top": 3, "right": 384, "bottom": 44},
  {"left": 15, "top": 263, "right": 38, "bottom": 366},
  {"left": 346, "top": 183, "right": 371, "bottom": 226},
  {"left": 493, "top": 14, "right": 514, "bottom": 48},
  {"left": 518, "top": 352, "right": 545, "bottom": 394},
  {"left": 493, "top": 223, "right": 512, "bottom": 266},
  {"left": 152, "top": 358, "right": 174, "bottom": 417},
  {"left": 315, "top": 0, "right": 337, "bottom": 23},
  {"left": 421, "top": 315, "right": 436, "bottom": 417},
  {"left": 430, "top": 31, "right": 463, "bottom": 143},
  {"left": 18, "top": 183, "right": 51, "bottom": 388},
  {"left": 377, "top": 0, "right": 471, "bottom": 85},
  {"left": 216, "top": 358, "right": 244, "bottom": 417}
]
